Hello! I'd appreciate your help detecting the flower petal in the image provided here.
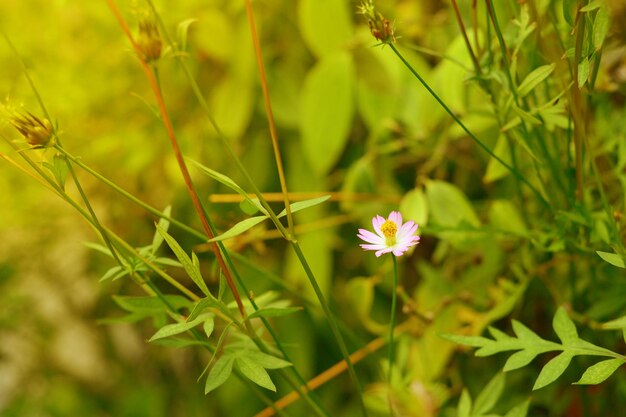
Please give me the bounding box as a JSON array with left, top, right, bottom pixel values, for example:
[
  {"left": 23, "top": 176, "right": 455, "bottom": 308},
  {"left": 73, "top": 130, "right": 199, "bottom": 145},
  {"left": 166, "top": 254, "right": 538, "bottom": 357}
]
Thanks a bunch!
[
  {"left": 360, "top": 243, "right": 387, "bottom": 251},
  {"left": 375, "top": 247, "right": 393, "bottom": 257},
  {"left": 372, "top": 215, "right": 386, "bottom": 237},
  {"left": 389, "top": 211, "right": 403, "bottom": 226},
  {"left": 357, "top": 229, "right": 384, "bottom": 244}
]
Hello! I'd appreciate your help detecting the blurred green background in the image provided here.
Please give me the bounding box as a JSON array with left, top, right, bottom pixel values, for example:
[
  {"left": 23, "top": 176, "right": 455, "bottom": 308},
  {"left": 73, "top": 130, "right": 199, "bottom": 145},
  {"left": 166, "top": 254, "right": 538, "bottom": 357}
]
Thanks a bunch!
[{"left": 1, "top": 0, "right": 625, "bottom": 416}]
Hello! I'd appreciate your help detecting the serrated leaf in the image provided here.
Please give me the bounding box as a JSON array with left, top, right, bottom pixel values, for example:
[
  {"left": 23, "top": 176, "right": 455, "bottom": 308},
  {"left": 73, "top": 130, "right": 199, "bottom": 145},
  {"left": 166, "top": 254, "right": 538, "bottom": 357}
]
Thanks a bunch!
[
  {"left": 503, "top": 349, "right": 541, "bottom": 372},
  {"left": 517, "top": 64, "right": 555, "bottom": 97},
  {"left": 149, "top": 315, "right": 208, "bottom": 341},
  {"left": 157, "top": 224, "right": 211, "bottom": 296},
  {"left": 236, "top": 355, "right": 276, "bottom": 391},
  {"left": 575, "top": 358, "right": 624, "bottom": 385},
  {"left": 242, "top": 350, "right": 292, "bottom": 370},
  {"left": 512, "top": 320, "right": 543, "bottom": 341},
  {"left": 247, "top": 307, "right": 303, "bottom": 320},
  {"left": 440, "top": 333, "right": 491, "bottom": 347},
  {"left": 205, "top": 355, "right": 235, "bottom": 394},
  {"left": 151, "top": 206, "right": 172, "bottom": 253},
  {"left": 301, "top": 52, "right": 354, "bottom": 175},
  {"left": 533, "top": 351, "right": 573, "bottom": 390},
  {"left": 553, "top": 307, "right": 578, "bottom": 344},
  {"left": 474, "top": 372, "right": 505, "bottom": 415},
  {"left": 596, "top": 251, "right": 626, "bottom": 268},
  {"left": 457, "top": 389, "right": 472, "bottom": 417}
]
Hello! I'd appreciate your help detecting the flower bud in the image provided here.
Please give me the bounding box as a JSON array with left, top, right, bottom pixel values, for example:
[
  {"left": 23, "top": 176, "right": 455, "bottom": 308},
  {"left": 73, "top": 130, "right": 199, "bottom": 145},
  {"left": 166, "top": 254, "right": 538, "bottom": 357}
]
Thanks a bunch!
[
  {"left": 10, "top": 112, "right": 54, "bottom": 147},
  {"left": 137, "top": 18, "right": 162, "bottom": 62},
  {"left": 358, "top": 0, "right": 396, "bottom": 44}
]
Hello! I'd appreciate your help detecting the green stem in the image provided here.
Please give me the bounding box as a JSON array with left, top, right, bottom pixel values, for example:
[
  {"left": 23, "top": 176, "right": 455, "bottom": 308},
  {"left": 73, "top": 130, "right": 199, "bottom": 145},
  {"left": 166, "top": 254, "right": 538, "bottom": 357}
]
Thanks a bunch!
[
  {"left": 291, "top": 241, "right": 369, "bottom": 417},
  {"left": 388, "top": 43, "right": 549, "bottom": 209},
  {"left": 387, "top": 255, "right": 398, "bottom": 416}
]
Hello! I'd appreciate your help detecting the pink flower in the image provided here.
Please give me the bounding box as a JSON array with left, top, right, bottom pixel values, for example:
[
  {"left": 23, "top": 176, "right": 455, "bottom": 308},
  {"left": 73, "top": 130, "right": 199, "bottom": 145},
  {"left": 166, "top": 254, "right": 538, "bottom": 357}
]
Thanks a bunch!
[{"left": 357, "top": 211, "right": 420, "bottom": 257}]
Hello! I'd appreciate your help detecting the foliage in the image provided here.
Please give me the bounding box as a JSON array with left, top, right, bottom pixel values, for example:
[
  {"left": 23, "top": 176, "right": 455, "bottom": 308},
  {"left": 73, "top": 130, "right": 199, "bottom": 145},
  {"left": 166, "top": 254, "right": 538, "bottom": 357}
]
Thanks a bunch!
[{"left": 0, "top": 0, "right": 625, "bottom": 416}]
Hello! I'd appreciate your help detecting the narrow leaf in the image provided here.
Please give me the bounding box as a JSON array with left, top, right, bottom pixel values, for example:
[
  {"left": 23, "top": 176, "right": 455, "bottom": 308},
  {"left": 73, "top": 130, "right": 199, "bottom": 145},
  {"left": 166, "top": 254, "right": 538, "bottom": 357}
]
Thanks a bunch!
[
  {"left": 207, "top": 215, "right": 268, "bottom": 242},
  {"left": 149, "top": 316, "right": 205, "bottom": 341},
  {"left": 512, "top": 320, "right": 543, "bottom": 341},
  {"left": 457, "top": 389, "right": 472, "bottom": 417},
  {"left": 474, "top": 372, "right": 505, "bottom": 415},
  {"left": 277, "top": 195, "right": 331, "bottom": 217},
  {"left": 440, "top": 333, "right": 490, "bottom": 347},
  {"left": 157, "top": 224, "right": 211, "bottom": 296},
  {"left": 236, "top": 356, "right": 276, "bottom": 391},
  {"left": 533, "top": 352, "right": 573, "bottom": 390},
  {"left": 593, "top": 6, "right": 609, "bottom": 50},
  {"left": 596, "top": 251, "right": 626, "bottom": 268},
  {"left": 203, "top": 317, "right": 215, "bottom": 339},
  {"left": 601, "top": 315, "right": 626, "bottom": 330},
  {"left": 553, "top": 307, "right": 578, "bottom": 344},
  {"left": 575, "top": 358, "right": 624, "bottom": 385},
  {"left": 205, "top": 355, "right": 235, "bottom": 394},
  {"left": 578, "top": 58, "right": 590, "bottom": 88},
  {"left": 517, "top": 64, "right": 555, "bottom": 97},
  {"left": 247, "top": 307, "right": 303, "bottom": 320},
  {"left": 242, "top": 350, "right": 292, "bottom": 370},
  {"left": 504, "top": 400, "right": 530, "bottom": 417},
  {"left": 151, "top": 206, "right": 172, "bottom": 253}
]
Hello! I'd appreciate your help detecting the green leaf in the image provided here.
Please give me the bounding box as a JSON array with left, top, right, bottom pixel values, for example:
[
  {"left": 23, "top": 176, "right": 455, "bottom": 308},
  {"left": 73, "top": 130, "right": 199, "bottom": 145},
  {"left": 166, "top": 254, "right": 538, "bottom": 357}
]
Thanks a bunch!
[
  {"left": 205, "top": 355, "right": 235, "bottom": 394},
  {"left": 187, "top": 158, "right": 260, "bottom": 211},
  {"left": 484, "top": 135, "right": 513, "bottom": 183},
  {"left": 176, "top": 18, "right": 197, "bottom": 52},
  {"left": 553, "top": 307, "right": 578, "bottom": 344},
  {"left": 151, "top": 206, "right": 172, "bottom": 253},
  {"left": 301, "top": 52, "right": 354, "bottom": 175},
  {"left": 242, "top": 350, "right": 292, "bottom": 370},
  {"left": 593, "top": 6, "right": 610, "bottom": 50},
  {"left": 575, "top": 358, "right": 624, "bottom": 385},
  {"left": 457, "top": 389, "right": 471, "bottom": 417},
  {"left": 203, "top": 317, "right": 215, "bottom": 339},
  {"left": 400, "top": 188, "right": 429, "bottom": 227},
  {"left": 156, "top": 224, "right": 211, "bottom": 296},
  {"left": 277, "top": 195, "right": 331, "bottom": 217},
  {"left": 602, "top": 315, "right": 626, "bottom": 330},
  {"left": 236, "top": 355, "right": 276, "bottom": 391},
  {"left": 113, "top": 295, "right": 190, "bottom": 314},
  {"left": 578, "top": 58, "right": 590, "bottom": 88},
  {"left": 581, "top": 0, "right": 603, "bottom": 12},
  {"left": 512, "top": 320, "right": 543, "bottom": 341},
  {"left": 298, "top": 0, "right": 353, "bottom": 57},
  {"left": 473, "top": 372, "right": 505, "bottom": 415},
  {"left": 596, "top": 251, "right": 626, "bottom": 268},
  {"left": 149, "top": 315, "right": 208, "bottom": 341},
  {"left": 426, "top": 180, "right": 480, "bottom": 227},
  {"left": 503, "top": 349, "right": 541, "bottom": 372},
  {"left": 517, "top": 64, "right": 555, "bottom": 97},
  {"left": 504, "top": 400, "right": 530, "bottom": 417},
  {"left": 45, "top": 153, "right": 69, "bottom": 189},
  {"left": 533, "top": 351, "right": 574, "bottom": 390},
  {"left": 563, "top": 0, "right": 575, "bottom": 26},
  {"left": 207, "top": 215, "right": 268, "bottom": 243},
  {"left": 440, "top": 333, "right": 491, "bottom": 347},
  {"left": 247, "top": 307, "right": 303, "bottom": 320}
]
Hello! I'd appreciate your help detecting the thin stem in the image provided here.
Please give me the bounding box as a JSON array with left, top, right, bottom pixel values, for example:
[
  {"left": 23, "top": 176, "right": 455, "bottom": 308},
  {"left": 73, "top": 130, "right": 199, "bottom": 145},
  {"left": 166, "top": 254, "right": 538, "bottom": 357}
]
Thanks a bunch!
[
  {"left": 571, "top": 1, "right": 586, "bottom": 201},
  {"left": 450, "top": 0, "right": 482, "bottom": 76},
  {"left": 55, "top": 145, "right": 206, "bottom": 241},
  {"left": 105, "top": 0, "right": 247, "bottom": 318},
  {"left": 387, "top": 255, "right": 398, "bottom": 417},
  {"left": 244, "top": 0, "right": 294, "bottom": 236},
  {"left": 291, "top": 242, "right": 369, "bottom": 417},
  {"left": 388, "top": 43, "right": 549, "bottom": 209}
]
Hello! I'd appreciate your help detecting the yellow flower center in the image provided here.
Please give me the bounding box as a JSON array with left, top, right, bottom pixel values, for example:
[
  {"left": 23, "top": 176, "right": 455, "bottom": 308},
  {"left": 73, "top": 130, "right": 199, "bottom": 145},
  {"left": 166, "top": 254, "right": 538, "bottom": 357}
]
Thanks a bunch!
[{"left": 380, "top": 220, "right": 397, "bottom": 246}]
